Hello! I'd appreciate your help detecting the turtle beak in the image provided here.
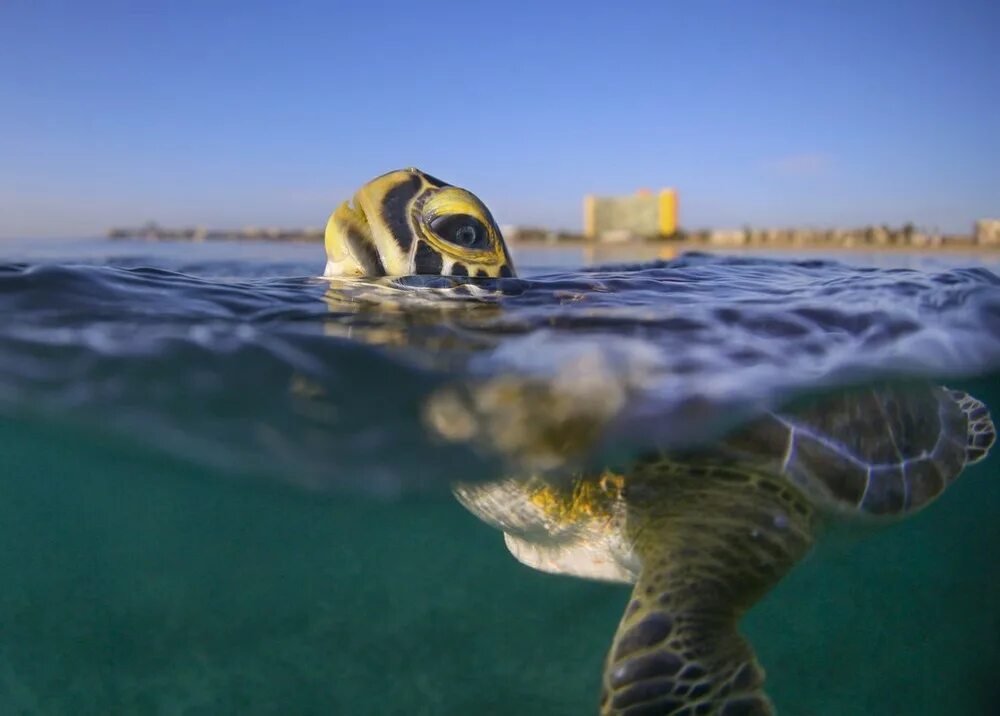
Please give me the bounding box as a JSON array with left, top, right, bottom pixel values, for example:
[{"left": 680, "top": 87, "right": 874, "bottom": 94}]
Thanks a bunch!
[{"left": 323, "top": 198, "right": 382, "bottom": 277}]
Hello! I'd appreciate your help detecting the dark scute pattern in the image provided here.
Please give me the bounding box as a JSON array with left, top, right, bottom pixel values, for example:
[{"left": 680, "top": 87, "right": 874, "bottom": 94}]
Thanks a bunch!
[
  {"left": 621, "top": 701, "right": 685, "bottom": 716},
  {"left": 451, "top": 263, "right": 468, "bottom": 276},
  {"left": 933, "top": 436, "right": 968, "bottom": 484},
  {"left": 873, "top": 385, "right": 942, "bottom": 458},
  {"left": 968, "top": 405, "right": 988, "bottom": 422},
  {"left": 861, "top": 466, "right": 905, "bottom": 514},
  {"left": 961, "top": 392, "right": 995, "bottom": 463},
  {"left": 613, "top": 613, "right": 674, "bottom": 660},
  {"left": 381, "top": 173, "right": 421, "bottom": 252},
  {"left": 786, "top": 390, "right": 899, "bottom": 464},
  {"left": 420, "top": 172, "right": 449, "bottom": 188},
  {"left": 678, "top": 664, "right": 706, "bottom": 680},
  {"left": 414, "top": 241, "right": 443, "bottom": 275},
  {"left": 902, "top": 459, "right": 945, "bottom": 510},
  {"left": 972, "top": 431, "right": 993, "bottom": 449},
  {"left": 344, "top": 227, "right": 386, "bottom": 277},
  {"left": 940, "top": 396, "right": 969, "bottom": 447},
  {"left": 610, "top": 651, "right": 683, "bottom": 688},
  {"left": 611, "top": 679, "right": 679, "bottom": 709},
  {"left": 476, "top": 269, "right": 489, "bottom": 278},
  {"left": 966, "top": 447, "right": 986, "bottom": 462},
  {"left": 731, "top": 385, "right": 981, "bottom": 509},
  {"left": 789, "top": 433, "right": 868, "bottom": 504},
  {"left": 499, "top": 264, "right": 512, "bottom": 278},
  {"left": 688, "top": 683, "right": 710, "bottom": 699}
]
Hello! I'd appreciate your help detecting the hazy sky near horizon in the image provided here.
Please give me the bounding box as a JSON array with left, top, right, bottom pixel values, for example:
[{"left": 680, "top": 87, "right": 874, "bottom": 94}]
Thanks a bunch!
[{"left": 1, "top": 0, "right": 997, "bottom": 239}]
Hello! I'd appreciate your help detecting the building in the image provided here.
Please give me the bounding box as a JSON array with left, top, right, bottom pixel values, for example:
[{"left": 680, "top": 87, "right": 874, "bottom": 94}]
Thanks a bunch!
[
  {"left": 975, "top": 219, "right": 1000, "bottom": 245},
  {"left": 583, "top": 188, "right": 678, "bottom": 240}
]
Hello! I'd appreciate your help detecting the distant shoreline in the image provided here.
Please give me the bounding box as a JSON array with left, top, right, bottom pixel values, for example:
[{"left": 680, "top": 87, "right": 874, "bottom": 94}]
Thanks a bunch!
[
  {"left": 106, "top": 227, "right": 1000, "bottom": 254},
  {"left": 511, "top": 238, "right": 1000, "bottom": 254}
]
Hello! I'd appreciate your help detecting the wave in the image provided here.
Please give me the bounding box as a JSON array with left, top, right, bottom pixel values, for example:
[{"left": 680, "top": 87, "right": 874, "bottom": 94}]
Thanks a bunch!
[{"left": 1, "top": 253, "right": 998, "bottom": 491}]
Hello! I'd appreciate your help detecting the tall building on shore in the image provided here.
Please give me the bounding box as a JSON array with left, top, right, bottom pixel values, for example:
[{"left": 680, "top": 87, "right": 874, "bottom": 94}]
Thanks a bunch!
[
  {"left": 975, "top": 219, "right": 1000, "bottom": 245},
  {"left": 583, "top": 188, "right": 679, "bottom": 240}
]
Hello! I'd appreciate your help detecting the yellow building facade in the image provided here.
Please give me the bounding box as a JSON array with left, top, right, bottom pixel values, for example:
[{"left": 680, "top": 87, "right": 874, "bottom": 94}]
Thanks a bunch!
[{"left": 584, "top": 188, "right": 679, "bottom": 239}]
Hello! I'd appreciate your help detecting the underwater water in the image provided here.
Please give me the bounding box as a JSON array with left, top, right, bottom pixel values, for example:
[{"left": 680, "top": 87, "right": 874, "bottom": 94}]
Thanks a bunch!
[{"left": 0, "top": 237, "right": 998, "bottom": 715}]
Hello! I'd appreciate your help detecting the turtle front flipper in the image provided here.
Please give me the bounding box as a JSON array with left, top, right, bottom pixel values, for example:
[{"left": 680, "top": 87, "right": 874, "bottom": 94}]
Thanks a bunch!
[
  {"left": 601, "top": 461, "right": 816, "bottom": 716},
  {"left": 950, "top": 389, "right": 996, "bottom": 464}
]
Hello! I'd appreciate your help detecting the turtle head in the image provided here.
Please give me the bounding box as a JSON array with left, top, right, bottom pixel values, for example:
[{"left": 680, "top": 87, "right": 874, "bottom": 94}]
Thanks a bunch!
[{"left": 324, "top": 168, "right": 515, "bottom": 279}]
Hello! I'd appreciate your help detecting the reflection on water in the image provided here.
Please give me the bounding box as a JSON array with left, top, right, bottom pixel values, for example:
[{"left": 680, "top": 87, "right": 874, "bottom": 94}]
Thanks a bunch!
[
  {"left": 512, "top": 242, "right": 1000, "bottom": 276},
  {"left": 0, "top": 240, "right": 998, "bottom": 714}
]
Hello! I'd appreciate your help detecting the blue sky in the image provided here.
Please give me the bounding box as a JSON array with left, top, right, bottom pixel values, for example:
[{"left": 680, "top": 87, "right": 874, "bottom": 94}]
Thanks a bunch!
[{"left": 1, "top": 0, "right": 997, "bottom": 238}]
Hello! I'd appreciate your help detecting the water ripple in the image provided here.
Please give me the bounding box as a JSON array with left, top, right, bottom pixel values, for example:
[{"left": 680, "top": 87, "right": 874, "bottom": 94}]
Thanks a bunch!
[{"left": 1, "top": 252, "right": 998, "bottom": 491}]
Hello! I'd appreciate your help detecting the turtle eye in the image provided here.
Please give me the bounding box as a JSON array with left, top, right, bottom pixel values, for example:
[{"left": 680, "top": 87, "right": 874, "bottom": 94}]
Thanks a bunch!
[{"left": 429, "top": 214, "right": 489, "bottom": 250}]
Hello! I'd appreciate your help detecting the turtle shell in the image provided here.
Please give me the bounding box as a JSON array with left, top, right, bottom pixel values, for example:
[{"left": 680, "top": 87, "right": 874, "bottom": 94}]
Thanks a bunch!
[{"left": 722, "top": 384, "right": 994, "bottom": 516}]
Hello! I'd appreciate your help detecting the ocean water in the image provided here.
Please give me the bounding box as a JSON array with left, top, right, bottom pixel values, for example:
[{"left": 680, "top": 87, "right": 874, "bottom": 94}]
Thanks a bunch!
[{"left": 0, "top": 237, "right": 998, "bottom": 715}]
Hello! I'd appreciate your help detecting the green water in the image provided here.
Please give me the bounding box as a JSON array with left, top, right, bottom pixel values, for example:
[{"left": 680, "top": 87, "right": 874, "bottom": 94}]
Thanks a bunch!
[
  {"left": 750, "top": 373, "right": 1000, "bottom": 714},
  {"left": 1, "top": 243, "right": 999, "bottom": 714},
  {"left": 0, "top": 419, "right": 616, "bottom": 715},
  {"left": 0, "top": 374, "right": 997, "bottom": 715}
]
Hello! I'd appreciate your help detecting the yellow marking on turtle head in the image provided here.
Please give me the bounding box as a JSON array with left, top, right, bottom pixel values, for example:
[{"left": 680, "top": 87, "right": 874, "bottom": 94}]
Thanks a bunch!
[{"left": 323, "top": 168, "right": 515, "bottom": 278}]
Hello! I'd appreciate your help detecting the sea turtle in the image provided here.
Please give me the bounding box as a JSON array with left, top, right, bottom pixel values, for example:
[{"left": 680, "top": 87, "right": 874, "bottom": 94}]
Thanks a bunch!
[
  {"left": 446, "top": 383, "right": 995, "bottom": 715},
  {"left": 324, "top": 168, "right": 997, "bottom": 715},
  {"left": 323, "top": 166, "right": 514, "bottom": 279}
]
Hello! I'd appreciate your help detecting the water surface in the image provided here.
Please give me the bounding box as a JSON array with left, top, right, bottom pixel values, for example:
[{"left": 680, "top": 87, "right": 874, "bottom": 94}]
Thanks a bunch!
[{"left": 0, "top": 238, "right": 997, "bottom": 714}]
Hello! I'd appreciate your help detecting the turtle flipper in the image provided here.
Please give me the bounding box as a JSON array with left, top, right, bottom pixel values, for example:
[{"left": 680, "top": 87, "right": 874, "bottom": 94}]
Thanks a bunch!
[
  {"left": 602, "top": 569, "right": 773, "bottom": 716},
  {"left": 949, "top": 390, "right": 996, "bottom": 464},
  {"left": 601, "top": 461, "right": 817, "bottom": 715}
]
